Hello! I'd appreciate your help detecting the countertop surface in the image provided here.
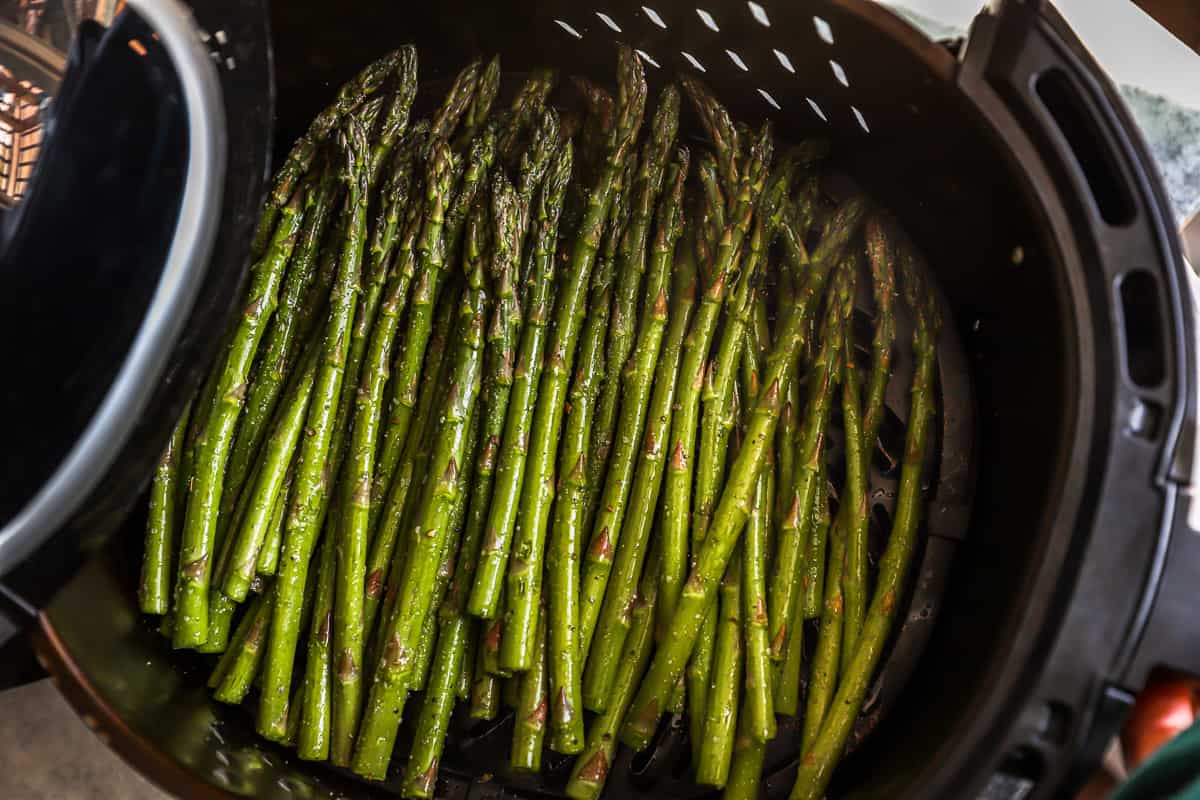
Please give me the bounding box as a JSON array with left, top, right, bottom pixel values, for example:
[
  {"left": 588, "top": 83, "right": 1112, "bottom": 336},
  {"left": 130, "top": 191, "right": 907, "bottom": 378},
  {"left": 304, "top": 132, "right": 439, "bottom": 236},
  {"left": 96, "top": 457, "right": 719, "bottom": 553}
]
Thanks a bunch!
[{"left": 0, "top": 680, "right": 167, "bottom": 800}]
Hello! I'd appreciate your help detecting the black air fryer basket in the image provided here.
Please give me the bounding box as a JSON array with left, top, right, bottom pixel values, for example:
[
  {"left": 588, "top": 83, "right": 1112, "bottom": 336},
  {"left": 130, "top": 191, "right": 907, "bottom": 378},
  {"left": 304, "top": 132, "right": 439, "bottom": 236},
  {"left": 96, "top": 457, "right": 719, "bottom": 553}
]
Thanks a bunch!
[{"left": 7, "top": 1, "right": 1200, "bottom": 799}]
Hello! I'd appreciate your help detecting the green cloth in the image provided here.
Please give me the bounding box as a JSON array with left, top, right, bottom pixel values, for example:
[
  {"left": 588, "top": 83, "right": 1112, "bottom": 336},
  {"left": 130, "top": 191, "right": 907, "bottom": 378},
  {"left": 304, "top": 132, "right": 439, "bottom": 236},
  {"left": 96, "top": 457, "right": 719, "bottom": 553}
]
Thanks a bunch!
[{"left": 1114, "top": 721, "right": 1200, "bottom": 800}]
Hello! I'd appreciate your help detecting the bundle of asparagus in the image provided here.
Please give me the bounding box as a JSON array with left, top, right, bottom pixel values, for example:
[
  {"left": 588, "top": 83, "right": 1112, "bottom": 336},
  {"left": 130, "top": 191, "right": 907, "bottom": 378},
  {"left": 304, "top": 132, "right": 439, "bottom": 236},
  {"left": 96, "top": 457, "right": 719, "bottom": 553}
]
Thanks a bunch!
[{"left": 140, "top": 43, "right": 941, "bottom": 800}]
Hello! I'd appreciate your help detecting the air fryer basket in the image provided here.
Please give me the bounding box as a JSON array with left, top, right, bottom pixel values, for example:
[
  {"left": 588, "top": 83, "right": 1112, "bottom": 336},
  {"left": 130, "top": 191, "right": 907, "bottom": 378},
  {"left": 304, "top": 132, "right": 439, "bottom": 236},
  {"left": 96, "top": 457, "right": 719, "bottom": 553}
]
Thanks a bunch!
[{"left": 31, "top": 1, "right": 1197, "bottom": 799}]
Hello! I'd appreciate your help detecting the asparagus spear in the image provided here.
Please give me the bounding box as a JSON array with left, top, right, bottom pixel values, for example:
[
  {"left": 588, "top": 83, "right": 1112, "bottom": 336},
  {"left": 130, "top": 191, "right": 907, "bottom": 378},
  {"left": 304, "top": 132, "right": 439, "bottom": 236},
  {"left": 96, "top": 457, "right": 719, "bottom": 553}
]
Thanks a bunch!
[
  {"left": 511, "top": 607, "right": 549, "bottom": 772},
  {"left": 329, "top": 136, "right": 448, "bottom": 768},
  {"left": 582, "top": 152, "right": 689, "bottom": 710},
  {"left": 250, "top": 51, "right": 397, "bottom": 258},
  {"left": 362, "top": 232, "right": 453, "bottom": 639},
  {"left": 211, "top": 592, "right": 272, "bottom": 703},
  {"left": 777, "top": 461, "right": 826, "bottom": 716},
  {"left": 839, "top": 320, "right": 870, "bottom": 673},
  {"left": 401, "top": 611, "right": 472, "bottom": 799},
  {"left": 409, "top": 399, "right": 481, "bottom": 694},
  {"left": 470, "top": 49, "right": 644, "bottom": 635},
  {"left": 223, "top": 167, "right": 337, "bottom": 530},
  {"left": 863, "top": 216, "right": 898, "bottom": 462},
  {"left": 297, "top": 532, "right": 336, "bottom": 761},
  {"left": 620, "top": 199, "right": 865, "bottom": 751},
  {"left": 431, "top": 59, "right": 483, "bottom": 144},
  {"left": 371, "top": 132, "right": 494, "bottom": 541},
  {"left": 222, "top": 339, "right": 320, "bottom": 602},
  {"left": 656, "top": 121, "right": 772, "bottom": 751},
  {"left": 466, "top": 144, "right": 577, "bottom": 620},
  {"left": 656, "top": 231, "right": 701, "bottom": 647},
  {"left": 586, "top": 85, "right": 680, "bottom": 531},
  {"left": 741, "top": 351, "right": 776, "bottom": 743},
  {"left": 172, "top": 190, "right": 305, "bottom": 648},
  {"left": 402, "top": 354, "right": 496, "bottom": 793},
  {"left": 724, "top": 712, "right": 767, "bottom": 800},
  {"left": 453, "top": 55, "right": 501, "bottom": 152},
  {"left": 256, "top": 468, "right": 291, "bottom": 576},
  {"left": 565, "top": 547, "right": 661, "bottom": 800},
  {"left": 140, "top": 402, "right": 191, "bottom": 614},
  {"left": 767, "top": 255, "right": 857, "bottom": 662},
  {"left": 696, "top": 546, "right": 744, "bottom": 788},
  {"left": 352, "top": 182, "right": 491, "bottom": 782},
  {"left": 498, "top": 68, "right": 558, "bottom": 162},
  {"left": 257, "top": 122, "right": 372, "bottom": 740},
  {"left": 802, "top": 483, "right": 844, "bottom": 751},
  {"left": 368, "top": 280, "right": 464, "bottom": 668},
  {"left": 789, "top": 252, "right": 938, "bottom": 800},
  {"left": 470, "top": 631, "right": 502, "bottom": 720},
  {"left": 681, "top": 76, "right": 740, "bottom": 190},
  {"left": 544, "top": 198, "right": 617, "bottom": 748},
  {"left": 501, "top": 49, "right": 648, "bottom": 672}
]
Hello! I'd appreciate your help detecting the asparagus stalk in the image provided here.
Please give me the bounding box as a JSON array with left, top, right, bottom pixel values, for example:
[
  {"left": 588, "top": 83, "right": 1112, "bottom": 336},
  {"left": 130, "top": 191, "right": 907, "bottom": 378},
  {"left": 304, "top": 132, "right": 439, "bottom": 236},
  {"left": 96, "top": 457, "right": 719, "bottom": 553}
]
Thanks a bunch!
[
  {"left": 767, "top": 256, "right": 857, "bottom": 662},
  {"left": 777, "top": 461, "right": 826, "bottom": 716},
  {"left": 511, "top": 607, "right": 549, "bottom": 772},
  {"left": 352, "top": 184, "right": 491, "bottom": 781},
  {"left": 544, "top": 197, "right": 617, "bottom": 748},
  {"left": 297, "top": 532, "right": 336, "bottom": 761},
  {"left": 802, "top": 484, "right": 844, "bottom": 751},
  {"left": 222, "top": 339, "right": 321, "bottom": 601},
  {"left": 211, "top": 592, "right": 272, "bottom": 703},
  {"left": 696, "top": 546, "right": 744, "bottom": 788},
  {"left": 582, "top": 152, "right": 689, "bottom": 710},
  {"left": 401, "top": 612, "right": 471, "bottom": 799},
  {"left": 620, "top": 199, "right": 865, "bottom": 751},
  {"left": 256, "top": 468, "right": 291, "bottom": 576},
  {"left": 172, "top": 190, "right": 305, "bottom": 648},
  {"left": 498, "top": 68, "right": 558, "bottom": 162},
  {"left": 453, "top": 55, "right": 501, "bottom": 152},
  {"left": 839, "top": 322, "right": 870, "bottom": 673},
  {"left": 371, "top": 133, "right": 493, "bottom": 540},
  {"left": 489, "top": 50, "right": 647, "bottom": 664},
  {"left": 680, "top": 76, "right": 740, "bottom": 190},
  {"left": 250, "top": 51, "right": 397, "bottom": 258},
  {"left": 470, "top": 631, "right": 502, "bottom": 720},
  {"left": 658, "top": 122, "right": 772, "bottom": 752},
  {"left": 409, "top": 400, "right": 480, "bottom": 694},
  {"left": 863, "top": 216, "right": 898, "bottom": 461},
  {"left": 363, "top": 273, "right": 455, "bottom": 638},
  {"left": 565, "top": 547, "right": 661, "bottom": 800},
  {"left": 467, "top": 143, "right": 577, "bottom": 620},
  {"left": 223, "top": 167, "right": 336, "bottom": 530},
  {"left": 328, "top": 137, "right": 443, "bottom": 769},
  {"left": 789, "top": 254, "right": 938, "bottom": 800},
  {"left": 403, "top": 351, "right": 497, "bottom": 792},
  {"left": 586, "top": 85, "right": 680, "bottom": 530},
  {"left": 656, "top": 232, "right": 701, "bottom": 646},
  {"left": 504, "top": 51, "right": 649, "bottom": 671},
  {"left": 140, "top": 402, "right": 191, "bottom": 614},
  {"left": 431, "top": 59, "right": 483, "bottom": 144},
  {"left": 257, "top": 122, "right": 372, "bottom": 740},
  {"left": 741, "top": 357, "right": 776, "bottom": 743},
  {"left": 724, "top": 713, "right": 767, "bottom": 800}
]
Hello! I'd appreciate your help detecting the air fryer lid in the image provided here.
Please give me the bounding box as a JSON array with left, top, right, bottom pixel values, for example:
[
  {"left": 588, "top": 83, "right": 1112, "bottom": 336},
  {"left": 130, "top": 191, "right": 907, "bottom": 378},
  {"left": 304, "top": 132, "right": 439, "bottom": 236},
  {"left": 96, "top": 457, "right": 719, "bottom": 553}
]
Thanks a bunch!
[
  {"left": 0, "top": 0, "right": 271, "bottom": 613},
  {"left": 29, "top": 1, "right": 1200, "bottom": 800}
]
